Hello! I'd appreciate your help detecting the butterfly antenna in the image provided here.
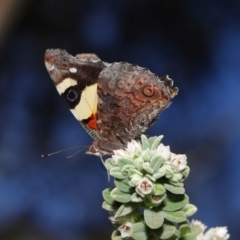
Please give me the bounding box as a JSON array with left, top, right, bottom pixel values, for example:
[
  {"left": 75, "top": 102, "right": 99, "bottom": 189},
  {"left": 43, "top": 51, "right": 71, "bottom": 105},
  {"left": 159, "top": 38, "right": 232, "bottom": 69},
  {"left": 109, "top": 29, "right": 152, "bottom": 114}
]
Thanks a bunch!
[
  {"left": 41, "top": 146, "right": 87, "bottom": 158},
  {"left": 66, "top": 147, "right": 88, "bottom": 159}
]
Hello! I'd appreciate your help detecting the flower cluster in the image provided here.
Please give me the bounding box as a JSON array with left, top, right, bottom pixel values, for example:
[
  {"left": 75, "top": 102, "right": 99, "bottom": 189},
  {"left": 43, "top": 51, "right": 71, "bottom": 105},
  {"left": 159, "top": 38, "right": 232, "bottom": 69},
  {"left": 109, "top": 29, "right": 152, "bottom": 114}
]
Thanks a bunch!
[
  {"left": 102, "top": 135, "right": 230, "bottom": 240},
  {"left": 191, "top": 220, "right": 229, "bottom": 240}
]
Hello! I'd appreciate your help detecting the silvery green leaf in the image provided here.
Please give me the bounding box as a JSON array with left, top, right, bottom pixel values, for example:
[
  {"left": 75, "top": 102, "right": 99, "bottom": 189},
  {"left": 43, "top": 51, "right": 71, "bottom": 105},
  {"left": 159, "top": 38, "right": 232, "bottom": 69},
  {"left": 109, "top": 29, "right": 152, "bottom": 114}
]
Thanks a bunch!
[
  {"left": 143, "top": 196, "right": 153, "bottom": 208},
  {"left": 162, "top": 193, "right": 189, "bottom": 212},
  {"left": 182, "top": 166, "right": 190, "bottom": 179},
  {"left": 179, "top": 223, "right": 191, "bottom": 236},
  {"left": 111, "top": 230, "right": 122, "bottom": 240},
  {"left": 164, "top": 183, "right": 185, "bottom": 194},
  {"left": 102, "top": 201, "right": 119, "bottom": 211},
  {"left": 169, "top": 181, "right": 184, "bottom": 187},
  {"left": 110, "top": 166, "right": 121, "bottom": 172},
  {"left": 131, "top": 222, "right": 148, "bottom": 240},
  {"left": 182, "top": 204, "right": 197, "bottom": 217},
  {"left": 121, "top": 177, "right": 130, "bottom": 184},
  {"left": 110, "top": 167, "right": 128, "bottom": 179},
  {"left": 111, "top": 188, "right": 131, "bottom": 203},
  {"left": 142, "top": 162, "right": 154, "bottom": 174},
  {"left": 135, "top": 186, "right": 146, "bottom": 198},
  {"left": 150, "top": 155, "right": 164, "bottom": 172},
  {"left": 105, "top": 158, "right": 114, "bottom": 170},
  {"left": 158, "top": 221, "right": 176, "bottom": 239},
  {"left": 144, "top": 208, "right": 164, "bottom": 229},
  {"left": 170, "top": 173, "right": 183, "bottom": 182},
  {"left": 166, "top": 231, "right": 180, "bottom": 240},
  {"left": 128, "top": 180, "right": 136, "bottom": 187},
  {"left": 165, "top": 169, "right": 173, "bottom": 179},
  {"left": 150, "top": 135, "right": 163, "bottom": 150},
  {"left": 153, "top": 169, "right": 166, "bottom": 179},
  {"left": 145, "top": 174, "right": 156, "bottom": 182},
  {"left": 191, "top": 223, "right": 204, "bottom": 237},
  {"left": 118, "top": 158, "right": 134, "bottom": 169},
  {"left": 128, "top": 169, "right": 143, "bottom": 178},
  {"left": 141, "top": 135, "right": 150, "bottom": 150},
  {"left": 147, "top": 136, "right": 158, "bottom": 147},
  {"left": 114, "top": 178, "right": 133, "bottom": 193},
  {"left": 130, "top": 174, "right": 142, "bottom": 186},
  {"left": 131, "top": 193, "right": 144, "bottom": 202},
  {"left": 110, "top": 171, "right": 128, "bottom": 179},
  {"left": 102, "top": 188, "right": 115, "bottom": 205},
  {"left": 114, "top": 203, "right": 139, "bottom": 218},
  {"left": 136, "top": 161, "right": 144, "bottom": 171},
  {"left": 160, "top": 225, "right": 177, "bottom": 239},
  {"left": 162, "top": 210, "right": 186, "bottom": 223},
  {"left": 154, "top": 183, "right": 166, "bottom": 195},
  {"left": 141, "top": 150, "right": 151, "bottom": 161},
  {"left": 179, "top": 233, "right": 197, "bottom": 240},
  {"left": 121, "top": 164, "right": 136, "bottom": 174},
  {"left": 134, "top": 157, "right": 144, "bottom": 170}
]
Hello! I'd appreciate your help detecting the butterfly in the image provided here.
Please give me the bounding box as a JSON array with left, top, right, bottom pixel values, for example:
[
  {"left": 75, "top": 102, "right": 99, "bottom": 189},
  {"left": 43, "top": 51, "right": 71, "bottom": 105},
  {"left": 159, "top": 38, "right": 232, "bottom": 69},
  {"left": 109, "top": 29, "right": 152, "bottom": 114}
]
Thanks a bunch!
[{"left": 44, "top": 49, "right": 178, "bottom": 156}]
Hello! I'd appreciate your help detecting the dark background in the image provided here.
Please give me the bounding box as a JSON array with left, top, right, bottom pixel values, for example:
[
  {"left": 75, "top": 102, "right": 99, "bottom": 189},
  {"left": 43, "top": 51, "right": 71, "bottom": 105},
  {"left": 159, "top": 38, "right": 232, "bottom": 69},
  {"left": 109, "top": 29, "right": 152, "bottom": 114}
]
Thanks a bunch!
[{"left": 0, "top": 0, "right": 239, "bottom": 239}]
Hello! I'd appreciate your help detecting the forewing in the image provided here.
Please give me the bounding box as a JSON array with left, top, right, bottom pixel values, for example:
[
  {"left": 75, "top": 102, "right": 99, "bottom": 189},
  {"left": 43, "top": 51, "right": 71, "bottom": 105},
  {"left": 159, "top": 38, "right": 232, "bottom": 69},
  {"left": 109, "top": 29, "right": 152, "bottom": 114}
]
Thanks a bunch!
[{"left": 44, "top": 49, "right": 108, "bottom": 139}]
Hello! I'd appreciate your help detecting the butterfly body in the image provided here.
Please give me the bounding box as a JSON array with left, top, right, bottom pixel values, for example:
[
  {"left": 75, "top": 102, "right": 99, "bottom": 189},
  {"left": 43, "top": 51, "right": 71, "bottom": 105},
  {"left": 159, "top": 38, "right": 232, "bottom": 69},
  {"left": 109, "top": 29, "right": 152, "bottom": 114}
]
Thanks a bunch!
[{"left": 45, "top": 49, "right": 178, "bottom": 156}]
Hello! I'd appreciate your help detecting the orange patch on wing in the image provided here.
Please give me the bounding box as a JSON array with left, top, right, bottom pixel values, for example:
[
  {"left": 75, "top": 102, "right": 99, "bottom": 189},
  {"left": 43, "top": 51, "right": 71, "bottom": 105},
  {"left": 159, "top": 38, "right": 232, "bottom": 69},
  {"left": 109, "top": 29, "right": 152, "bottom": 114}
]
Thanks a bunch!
[{"left": 87, "top": 114, "right": 97, "bottom": 130}]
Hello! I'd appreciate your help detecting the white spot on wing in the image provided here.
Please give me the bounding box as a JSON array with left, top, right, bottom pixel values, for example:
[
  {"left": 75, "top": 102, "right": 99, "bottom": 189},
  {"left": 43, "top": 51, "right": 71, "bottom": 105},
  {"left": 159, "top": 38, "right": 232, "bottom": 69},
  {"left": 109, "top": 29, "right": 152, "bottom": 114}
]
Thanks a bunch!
[
  {"left": 69, "top": 67, "right": 77, "bottom": 73},
  {"left": 49, "top": 64, "right": 55, "bottom": 71}
]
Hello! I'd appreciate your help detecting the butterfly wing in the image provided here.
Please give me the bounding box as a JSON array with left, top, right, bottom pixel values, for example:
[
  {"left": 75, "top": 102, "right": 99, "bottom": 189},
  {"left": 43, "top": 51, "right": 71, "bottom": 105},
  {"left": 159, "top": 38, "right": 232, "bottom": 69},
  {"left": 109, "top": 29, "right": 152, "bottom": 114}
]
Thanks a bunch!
[
  {"left": 45, "top": 50, "right": 178, "bottom": 156},
  {"left": 44, "top": 49, "right": 108, "bottom": 140},
  {"left": 87, "top": 62, "right": 178, "bottom": 155}
]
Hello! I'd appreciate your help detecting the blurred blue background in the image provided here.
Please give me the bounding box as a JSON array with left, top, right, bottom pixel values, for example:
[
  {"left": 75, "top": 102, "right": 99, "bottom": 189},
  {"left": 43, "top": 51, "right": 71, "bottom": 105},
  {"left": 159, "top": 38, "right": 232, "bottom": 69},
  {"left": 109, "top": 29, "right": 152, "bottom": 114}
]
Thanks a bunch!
[{"left": 0, "top": 0, "right": 239, "bottom": 239}]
